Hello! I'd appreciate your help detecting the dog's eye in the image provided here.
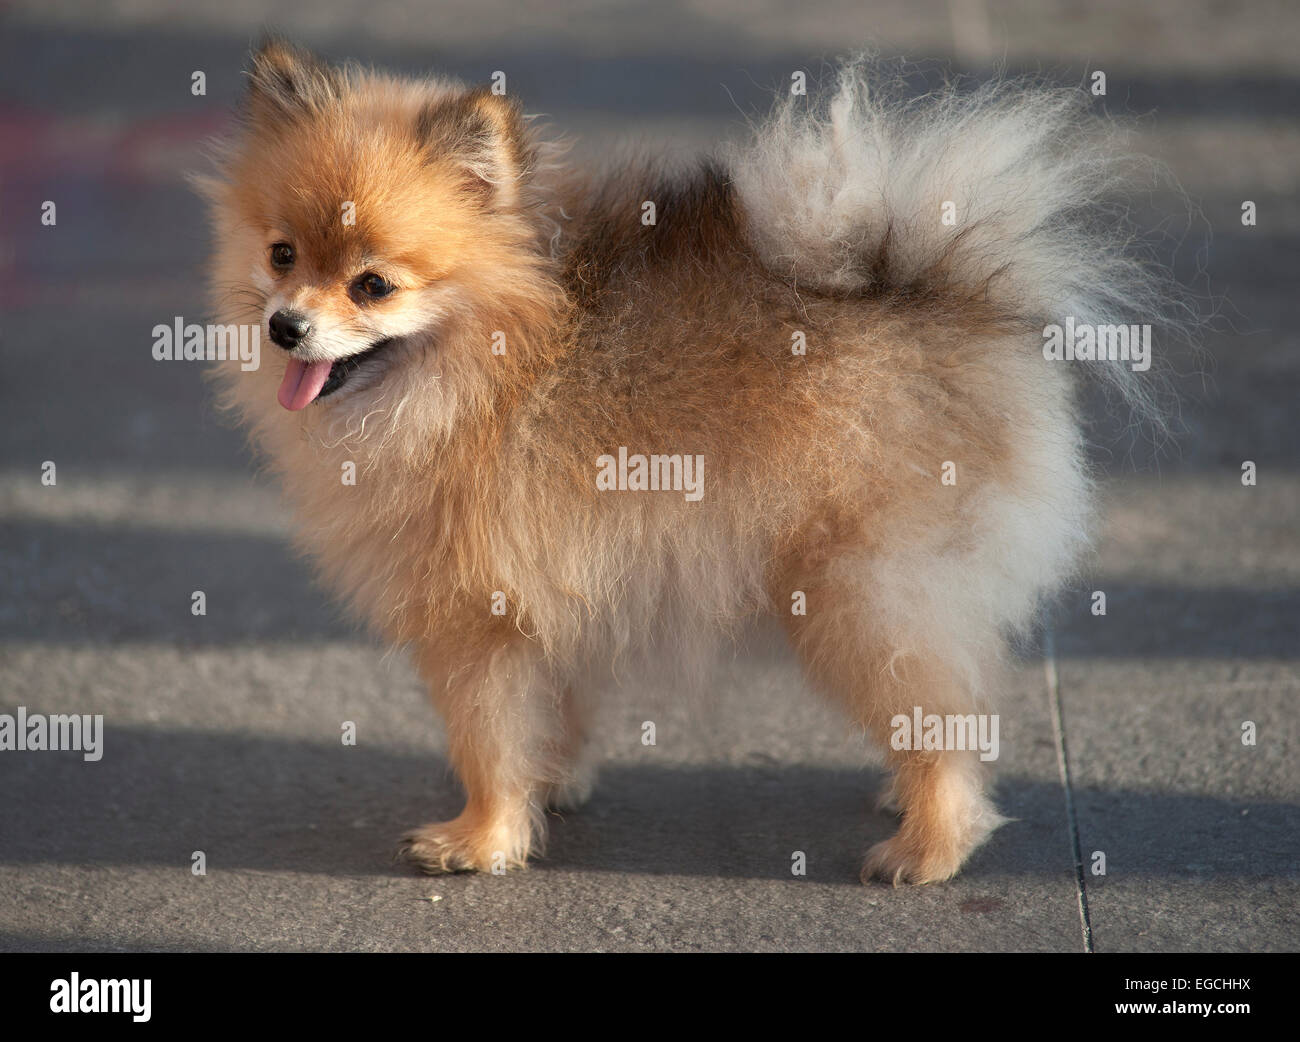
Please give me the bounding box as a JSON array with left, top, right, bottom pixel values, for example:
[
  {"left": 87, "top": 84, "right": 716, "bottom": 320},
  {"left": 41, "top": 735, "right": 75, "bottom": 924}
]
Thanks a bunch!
[
  {"left": 356, "top": 272, "right": 395, "bottom": 299},
  {"left": 270, "top": 242, "right": 295, "bottom": 269}
]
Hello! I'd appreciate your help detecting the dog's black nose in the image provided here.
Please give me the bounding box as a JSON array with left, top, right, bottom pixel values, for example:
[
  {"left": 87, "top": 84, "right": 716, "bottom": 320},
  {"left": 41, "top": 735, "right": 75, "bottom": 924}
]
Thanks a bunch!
[{"left": 269, "top": 309, "right": 311, "bottom": 349}]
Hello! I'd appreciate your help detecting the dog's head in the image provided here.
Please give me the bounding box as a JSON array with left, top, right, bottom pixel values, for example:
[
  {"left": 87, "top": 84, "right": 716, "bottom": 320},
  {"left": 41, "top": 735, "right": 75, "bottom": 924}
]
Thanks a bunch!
[{"left": 201, "top": 39, "right": 561, "bottom": 443}]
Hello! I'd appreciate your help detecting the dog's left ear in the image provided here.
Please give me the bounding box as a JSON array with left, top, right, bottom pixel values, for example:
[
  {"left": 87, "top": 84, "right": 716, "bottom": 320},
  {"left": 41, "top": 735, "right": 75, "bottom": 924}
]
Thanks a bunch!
[
  {"left": 417, "top": 87, "right": 532, "bottom": 207},
  {"left": 246, "top": 36, "right": 341, "bottom": 123}
]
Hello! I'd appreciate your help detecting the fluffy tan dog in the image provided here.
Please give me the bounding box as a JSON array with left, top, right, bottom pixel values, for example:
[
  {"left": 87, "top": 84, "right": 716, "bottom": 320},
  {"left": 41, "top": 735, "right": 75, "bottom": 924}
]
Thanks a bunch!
[{"left": 201, "top": 40, "right": 1174, "bottom": 883}]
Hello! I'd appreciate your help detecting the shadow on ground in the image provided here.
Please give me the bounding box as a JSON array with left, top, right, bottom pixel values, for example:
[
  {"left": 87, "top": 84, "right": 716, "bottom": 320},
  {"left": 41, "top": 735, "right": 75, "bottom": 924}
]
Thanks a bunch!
[{"left": 0, "top": 725, "right": 1294, "bottom": 882}]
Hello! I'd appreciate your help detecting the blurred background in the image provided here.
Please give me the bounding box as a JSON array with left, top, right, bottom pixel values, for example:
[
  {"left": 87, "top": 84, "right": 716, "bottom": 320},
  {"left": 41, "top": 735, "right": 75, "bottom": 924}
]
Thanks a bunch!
[{"left": 0, "top": 1, "right": 1296, "bottom": 952}]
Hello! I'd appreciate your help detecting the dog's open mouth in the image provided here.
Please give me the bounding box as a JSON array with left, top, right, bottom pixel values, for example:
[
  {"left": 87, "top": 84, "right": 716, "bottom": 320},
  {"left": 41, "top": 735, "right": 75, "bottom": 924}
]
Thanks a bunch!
[{"left": 277, "top": 338, "right": 399, "bottom": 412}]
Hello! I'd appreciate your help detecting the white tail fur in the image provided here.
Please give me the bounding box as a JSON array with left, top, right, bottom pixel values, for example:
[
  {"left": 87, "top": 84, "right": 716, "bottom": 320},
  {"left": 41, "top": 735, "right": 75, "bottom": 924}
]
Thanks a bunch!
[{"left": 727, "top": 57, "right": 1191, "bottom": 422}]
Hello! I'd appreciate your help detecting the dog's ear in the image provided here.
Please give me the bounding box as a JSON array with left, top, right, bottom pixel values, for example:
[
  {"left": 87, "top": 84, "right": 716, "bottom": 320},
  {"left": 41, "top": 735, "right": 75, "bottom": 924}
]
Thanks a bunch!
[
  {"left": 416, "top": 87, "right": 532, "bottom": 206},
  {"left": 246, "top": 36, "right": 340, "bottom": 122}
]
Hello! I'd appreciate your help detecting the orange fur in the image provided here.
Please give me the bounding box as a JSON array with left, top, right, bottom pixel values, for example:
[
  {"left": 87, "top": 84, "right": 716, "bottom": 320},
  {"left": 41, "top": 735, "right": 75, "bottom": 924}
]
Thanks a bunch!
[{"left": 199, "top": 40, "right": 1154, "bottom": 884}]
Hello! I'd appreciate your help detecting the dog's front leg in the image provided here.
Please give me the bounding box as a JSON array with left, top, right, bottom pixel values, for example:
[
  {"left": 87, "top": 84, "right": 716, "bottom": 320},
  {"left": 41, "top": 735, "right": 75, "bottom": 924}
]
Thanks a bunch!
[{"left": 400, "top": 631, "right": 566, "bottom": 874}]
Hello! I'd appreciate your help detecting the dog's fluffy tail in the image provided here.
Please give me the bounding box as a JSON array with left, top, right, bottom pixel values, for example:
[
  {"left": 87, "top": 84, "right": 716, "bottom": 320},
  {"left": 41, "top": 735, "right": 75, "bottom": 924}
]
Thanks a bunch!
[{"left": 727, "top": 57, "right": 1192, "bottom": 422}]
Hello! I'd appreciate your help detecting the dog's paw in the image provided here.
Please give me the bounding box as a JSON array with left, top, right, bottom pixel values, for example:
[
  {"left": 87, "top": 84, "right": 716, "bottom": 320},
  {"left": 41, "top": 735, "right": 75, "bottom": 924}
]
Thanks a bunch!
[
  {"left": 860, "top": 835, "right": 964, "bottom": 887},
  {"left": 398, "top": 816, "right": 530, "bottom": 875}
]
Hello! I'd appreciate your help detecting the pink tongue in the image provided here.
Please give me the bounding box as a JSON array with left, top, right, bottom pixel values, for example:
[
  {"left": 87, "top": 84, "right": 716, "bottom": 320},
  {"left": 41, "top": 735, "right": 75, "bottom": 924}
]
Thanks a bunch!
[{"left": 277, "top": 358, "right": 334, "bottom": 411}]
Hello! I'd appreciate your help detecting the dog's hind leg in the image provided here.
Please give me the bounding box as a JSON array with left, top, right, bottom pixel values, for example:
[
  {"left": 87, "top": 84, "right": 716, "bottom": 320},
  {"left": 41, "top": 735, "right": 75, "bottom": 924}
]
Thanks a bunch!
[
  {"left": 777, "top": 549, "right": 1008, "bottom": 885},
  {"left": 542, "top": 684, "right": 597, "bottom": 813}
]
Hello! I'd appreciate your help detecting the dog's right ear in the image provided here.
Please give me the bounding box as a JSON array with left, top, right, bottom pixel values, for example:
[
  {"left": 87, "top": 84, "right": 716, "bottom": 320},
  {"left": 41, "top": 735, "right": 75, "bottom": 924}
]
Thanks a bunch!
[{"left": 245, "top": 36, "right": 340, "bottom": 123}]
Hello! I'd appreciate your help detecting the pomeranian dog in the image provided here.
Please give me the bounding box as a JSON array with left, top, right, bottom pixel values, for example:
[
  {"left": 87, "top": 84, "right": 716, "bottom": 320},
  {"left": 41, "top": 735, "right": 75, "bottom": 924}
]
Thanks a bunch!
[{"left": 200, "top": 39, "right": 1177, "bottom": 884}]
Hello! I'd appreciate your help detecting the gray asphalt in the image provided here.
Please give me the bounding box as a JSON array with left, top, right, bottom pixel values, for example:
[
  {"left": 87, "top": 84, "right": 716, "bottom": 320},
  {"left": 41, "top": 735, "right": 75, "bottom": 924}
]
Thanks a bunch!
[{"left": 0, "top": 0, "right": 1297, "bottom": 951}]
